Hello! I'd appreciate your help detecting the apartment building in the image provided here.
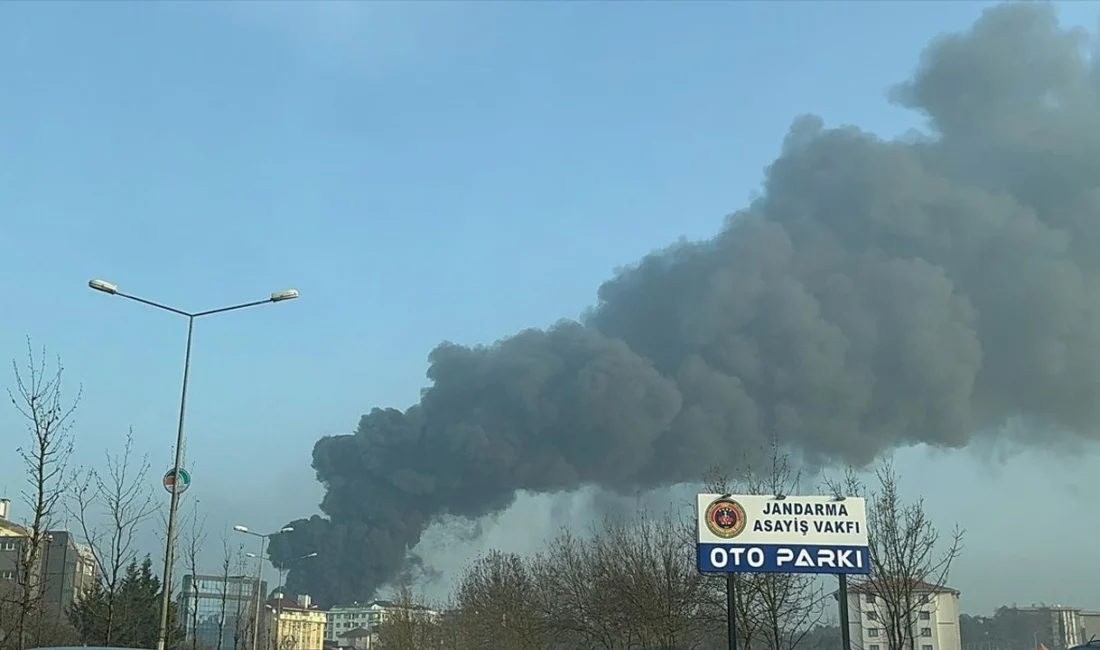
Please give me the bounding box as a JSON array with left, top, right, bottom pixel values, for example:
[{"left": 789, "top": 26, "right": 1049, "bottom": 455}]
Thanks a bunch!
[
  {"left": 180, "top": 573, "right": 267, "bottom": 650},
  {"left": 1080, "top": 611, "right": 1100, "bottom": 642},
  {"left": 0, "top": 498, "right": 30, "bottom": 591},
  {"left": 40, "top": 530, "right": 98, "bottom": 618},
  {"left": 265, "top": 594, "right": 327, "bottom": 650},
  {"left": 845, "top": 580, "right": 963, "bottom": 650},
  {"left": 324, "top": 599, "right": 439, "bottom": 647},
  {"left": 994, "top": 605, "right": 1100, "bottom": 649},
  {"left": 0, "top": 498, "right": 97, "bottom": 616}
]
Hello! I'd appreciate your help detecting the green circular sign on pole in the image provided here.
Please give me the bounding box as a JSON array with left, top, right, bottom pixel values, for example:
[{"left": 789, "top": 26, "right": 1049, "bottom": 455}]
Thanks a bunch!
[{"left": 163, "top": 468, "right": 191, "bottom": 495}]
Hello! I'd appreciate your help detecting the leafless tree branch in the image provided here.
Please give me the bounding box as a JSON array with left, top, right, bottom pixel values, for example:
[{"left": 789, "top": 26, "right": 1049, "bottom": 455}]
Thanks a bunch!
[
  {"left": 4, "top": 340, "right": 80, "bottom": 650},
  {"left": 66, "top": 429, "right": 155, "bottom": 644},
  {"left": 823, "top": 459, "right": 964, "bottom": 650}
]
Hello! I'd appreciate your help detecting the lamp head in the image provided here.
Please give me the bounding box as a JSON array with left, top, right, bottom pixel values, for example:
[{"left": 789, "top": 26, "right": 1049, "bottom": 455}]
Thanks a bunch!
[
  {"left": 270, "top": 289, "right": 299, "bottom": 303},
  {"left": 88, "top": 279, "right": 119, "bottom": 295}
]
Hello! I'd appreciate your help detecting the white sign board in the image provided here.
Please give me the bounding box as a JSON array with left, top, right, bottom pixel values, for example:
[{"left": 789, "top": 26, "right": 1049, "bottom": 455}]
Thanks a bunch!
[{"left": 696, "top": 493, "right": 871, "bottom": 575}]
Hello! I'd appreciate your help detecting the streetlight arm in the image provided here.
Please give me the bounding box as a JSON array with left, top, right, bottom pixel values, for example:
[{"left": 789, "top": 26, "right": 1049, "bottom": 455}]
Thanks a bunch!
[
  {"left": 194, "top": 299, "right": 279, "bottom": 318},
  {"left": 116, "top": 292, "right": 192, "bottom": 317}
]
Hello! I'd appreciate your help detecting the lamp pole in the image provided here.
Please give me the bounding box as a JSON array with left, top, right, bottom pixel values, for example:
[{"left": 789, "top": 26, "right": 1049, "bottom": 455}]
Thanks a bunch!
[
  {"left": 237, "top": 525, "right": 295, "bottom": 650},
  {"left": 88, "top": 279, "right": 299, "bottom": 650}
]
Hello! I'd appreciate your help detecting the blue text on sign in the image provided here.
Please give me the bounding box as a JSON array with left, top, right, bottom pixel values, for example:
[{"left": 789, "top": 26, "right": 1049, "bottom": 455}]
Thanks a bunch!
[{"left": 696, "top": 544, "right": 872, "bottom": 575}]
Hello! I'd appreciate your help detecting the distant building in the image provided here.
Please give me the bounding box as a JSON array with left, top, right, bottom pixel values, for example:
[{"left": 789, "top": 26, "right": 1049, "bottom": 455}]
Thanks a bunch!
[
  {"left": 993, "top": 605, "right": 1099, "bottom": 650},
  {"left": 0, "top": 498, "right": 97, "bottom": 616},
  {"left": 40, "top": 530, "right": 98, "bottom": 618},
  {"left": 336, "top": 626, "right": 373, "bottom": 649},
  {"left": 180, "top": 573, "right": 267, "bottom": 650},
  {"left": 844, "top": 580, "right": 962, "bottom": 650},
  {"left": 1081, "top": 612, "right": 1100, "bottom": 643},
  {"left": 265, "top": 593, "right": 327, "bottom": 650},
  {"left": 0, "top": 498, "right": 31, "bottom": 593},
  {"left": 324, "top": 599, "right": 439, "bottom": 646}
]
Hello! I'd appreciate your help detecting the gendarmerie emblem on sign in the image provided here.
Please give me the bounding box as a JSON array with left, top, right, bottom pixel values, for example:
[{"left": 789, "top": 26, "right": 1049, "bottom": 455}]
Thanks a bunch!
[{"left": 705, "top": 497, "right": 748, "bottom": 539}]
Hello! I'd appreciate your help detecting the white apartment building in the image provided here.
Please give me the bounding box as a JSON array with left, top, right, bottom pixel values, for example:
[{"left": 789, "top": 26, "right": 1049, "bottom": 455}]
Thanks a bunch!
[
  {"left": 1001, "top": 605, "right": 1099, "bottom": 649},
  {"left": 845, "top": 580, "right": 962, "bottom": 650},
  {"left": 325, "top": 599, "right": 439, "bottom": 644},
  {"left": 1080, "top": 610, "right": 1100, "bottom": 643}
]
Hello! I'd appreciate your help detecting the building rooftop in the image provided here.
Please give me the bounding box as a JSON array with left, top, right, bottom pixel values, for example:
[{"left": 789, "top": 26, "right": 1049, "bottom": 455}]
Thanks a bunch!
[
  {"left": 267, "top": 596, "right": 323, "bottom": 612},
  {"left": 329, "top": 599, "right": 432, "bottom": 611},
  {"left": 848, "top": 579, "right": 960, "bottom": 595}
]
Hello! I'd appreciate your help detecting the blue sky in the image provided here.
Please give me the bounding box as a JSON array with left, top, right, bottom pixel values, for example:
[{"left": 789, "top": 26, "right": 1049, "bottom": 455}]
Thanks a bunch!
[{"left": 1, "top": 0, "right": 1098, "bottom": 612}]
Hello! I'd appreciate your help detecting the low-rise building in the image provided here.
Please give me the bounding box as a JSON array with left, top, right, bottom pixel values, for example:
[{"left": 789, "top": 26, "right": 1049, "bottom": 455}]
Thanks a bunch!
[
  {"left": 844, "top": 580, "right": 962, "bottom": 650},
  {"left": 0, "top": 498, "right": 97, "bottom": 616},
  {"left": 1080, "top": 611, "right": 1100, "bottom": 643},
  {"left": 0, "top": 498, "right": 31, "bottom": 593},
  {"left": 324, "top": 599, "right": 439, "bottom": 647},
  {"left": 40, "top": 530, "right": 98, "bottom": 618},
  {"left": 994, "top": 605, "right": 1098, "bottom": 649},
  {"left": 266, "top": 593, "right": 327, "bottom": 650}
]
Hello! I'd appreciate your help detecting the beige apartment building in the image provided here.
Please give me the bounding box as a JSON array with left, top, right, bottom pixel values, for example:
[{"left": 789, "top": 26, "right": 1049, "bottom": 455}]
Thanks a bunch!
[
  {"left": 845, "top": 580, "right": 963, "bottom": 650},
  {"left": 0, "top": 498, "right": 98, "bottom": 617},
  {"left": 265, "top": 593, "right": 327, "bottom": 650}
]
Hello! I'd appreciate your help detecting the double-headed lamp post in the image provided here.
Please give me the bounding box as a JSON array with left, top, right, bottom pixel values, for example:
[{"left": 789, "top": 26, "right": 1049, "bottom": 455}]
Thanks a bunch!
[
  {"left": 88, "top": 279, "right": 299, "bottom": 650},
  {"left": 235, "top": 525, "right": 294, "bottom": 650}
]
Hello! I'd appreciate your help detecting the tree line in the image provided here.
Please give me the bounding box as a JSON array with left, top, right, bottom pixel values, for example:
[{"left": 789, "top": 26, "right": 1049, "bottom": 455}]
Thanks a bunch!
[
  {"left": 0, "top": 342, "right": 317, "bottom": 650},
  {"left": 0, "top": 342, "right": 200, "bottom": 649},
  {"left": 375, "top": 444, "right": 964, "bottom": 650}
]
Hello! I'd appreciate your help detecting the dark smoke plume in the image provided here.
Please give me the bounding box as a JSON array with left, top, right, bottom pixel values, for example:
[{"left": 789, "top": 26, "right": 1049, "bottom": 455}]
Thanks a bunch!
[{"left": 270, "top": 3, "right": 1100, "bottom": 606}]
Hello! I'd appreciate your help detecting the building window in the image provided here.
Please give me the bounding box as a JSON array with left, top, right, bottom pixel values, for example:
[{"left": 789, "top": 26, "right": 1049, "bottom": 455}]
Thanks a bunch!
[
  {"left": 923, "top": 645, "right": 934, "bottom": 650},
  {"left": 921, "top": 628, "right": 932, "bottom": 637},
  {"left": 865, "top": 594, "right": 875, "bottom": 603},
  {"left": 870, "top": 646, "right": 880, "bottom": 650},
  {"left": 866, "top": 611, "right": 878, "bottom": 620},
  {"left": 920, "top": 611, "right": 931, "bottom": 620},
  {"left": 0, "top": 571, "right": 13, "bottom": 579},
  {"left": 2, "top": 542, "right": 16, "bottom": 551},
  {"left": 869, "top": 629, "right": 880, "bottom": 637}
]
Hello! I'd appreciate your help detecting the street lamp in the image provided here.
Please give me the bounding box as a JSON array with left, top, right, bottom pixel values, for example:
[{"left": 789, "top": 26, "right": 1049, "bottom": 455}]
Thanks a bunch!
[
  {"left": 89, "top": 279, "right": 299, "bottom": 650},
  {"left": 236, "top": 525, "right": 294, "bottom": 650},
  {"left": 279, "top": 552, "right": 319, "bottom": 595}
]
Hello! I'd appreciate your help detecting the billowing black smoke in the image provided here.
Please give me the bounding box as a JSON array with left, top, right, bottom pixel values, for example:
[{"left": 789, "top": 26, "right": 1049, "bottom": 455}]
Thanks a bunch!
[{"left": 269, "top": 3, "right": 1100, "bottom": 606}]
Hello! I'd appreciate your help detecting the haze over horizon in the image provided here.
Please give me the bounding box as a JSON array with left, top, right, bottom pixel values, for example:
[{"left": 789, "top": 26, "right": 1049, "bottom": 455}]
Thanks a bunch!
[{"left": 1, "top": 0, "right": 1098, "bottom": 617}]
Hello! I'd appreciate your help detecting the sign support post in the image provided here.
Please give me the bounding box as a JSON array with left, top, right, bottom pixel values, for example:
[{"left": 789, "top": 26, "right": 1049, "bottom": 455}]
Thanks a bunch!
[
  {"left": 726, "top": 572, "right": 738, "bottom": 650},
  {"left": 838, "top": 573, "right": 852, "bottom": 650}
]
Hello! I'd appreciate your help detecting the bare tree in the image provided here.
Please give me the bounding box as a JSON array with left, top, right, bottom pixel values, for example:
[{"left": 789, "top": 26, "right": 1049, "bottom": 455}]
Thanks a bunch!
[
  {"left": 446, "top": 550, "right": 549, "bottom": 650},
  {"left": 181, "top": 501, "right": 208, "bottom": 650},
  {"left": 825, "top": 460, "right": 964, "bottom": 650},
  {"left": 744, "top": 444, "right": 829, "bottom": 650},
  {"left": 603, "top": 511, "right": 714, "bottom": 650},
  {"left": 68, "top": 430, "right": 156, "bottom": 644},
  {"left": 4, "top": 341, "right": 80, "bottom": 650},
  {"left": 533, "top": 510, "right": 716, "bottom": 650},
  {"left": 214, "top": 532, "right": 236, "bottom": 650},
  {"left": 376, "top": 577, "right": 442, "bottom": 650},
  {"left": 230, "top": 545, "right": 250, "bottom": 650},
  {"left": 536, "top": 528, "right": 627, "bottom": 650}
]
